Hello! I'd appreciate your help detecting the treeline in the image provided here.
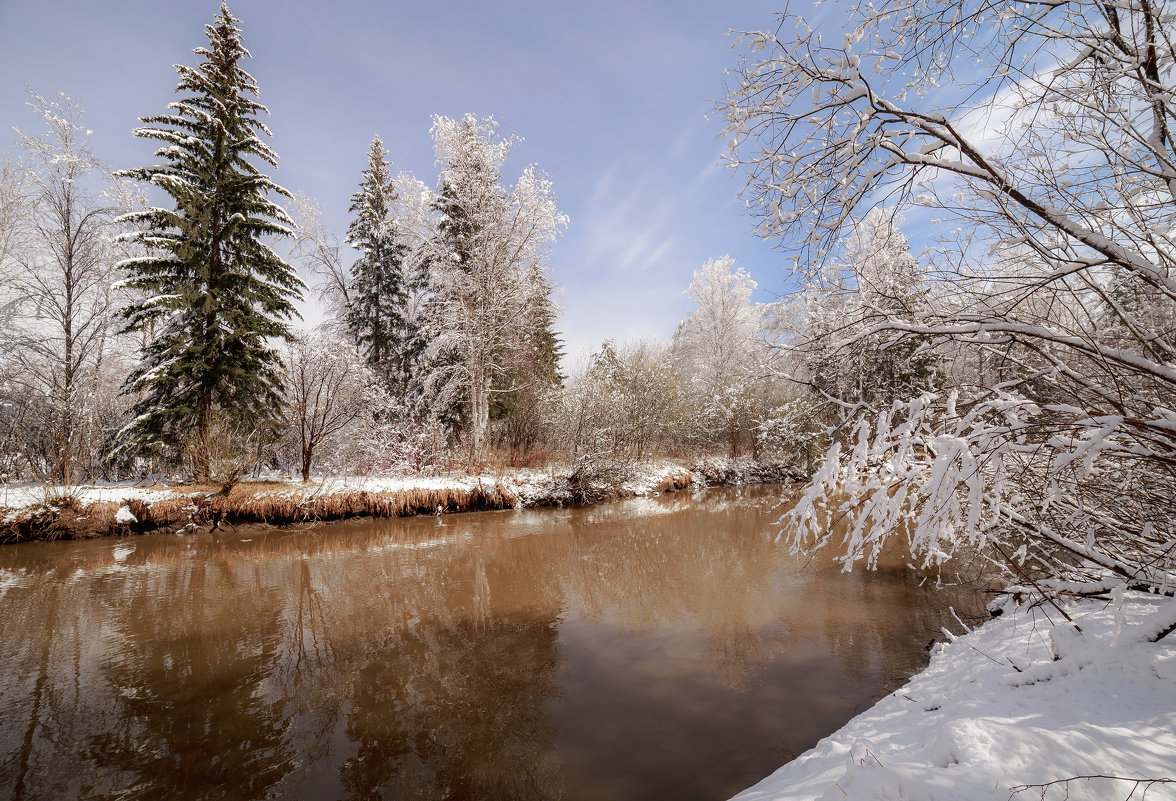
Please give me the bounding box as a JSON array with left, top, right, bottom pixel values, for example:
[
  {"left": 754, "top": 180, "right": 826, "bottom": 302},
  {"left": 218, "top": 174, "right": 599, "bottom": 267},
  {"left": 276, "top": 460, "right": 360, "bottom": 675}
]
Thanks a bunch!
[
  {"left": 0, "top": 3, "right": 794, "bottom": 486},
  {"left": 0, "top": 2, "right": 958, "bottom": 489}
]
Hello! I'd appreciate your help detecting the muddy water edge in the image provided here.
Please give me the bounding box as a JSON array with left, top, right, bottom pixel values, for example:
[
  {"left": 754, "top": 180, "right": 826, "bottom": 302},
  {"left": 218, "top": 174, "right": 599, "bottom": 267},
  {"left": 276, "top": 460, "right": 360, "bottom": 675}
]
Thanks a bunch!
[{"left": 0, "top": 484, "right": 986, "bottom": 801}]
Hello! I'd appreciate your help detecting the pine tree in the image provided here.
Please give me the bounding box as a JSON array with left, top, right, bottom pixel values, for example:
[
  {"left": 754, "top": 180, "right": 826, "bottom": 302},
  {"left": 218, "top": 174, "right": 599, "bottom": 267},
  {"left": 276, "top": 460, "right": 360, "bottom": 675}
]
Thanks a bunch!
[
  {"left": 115, "top": 1, "right": 302, "bottom": 480},
  {"left": 490, "top": 273, "right": 565, "bottom": 454},
  {"left": 345, "top": 135, "right": 406, "bottom": 386},
  {"left": 803, "top": 211, "right": 940, "bottom": 424},
  {"left": 399, "top": 231, "right": 434, "bottom": 411}
]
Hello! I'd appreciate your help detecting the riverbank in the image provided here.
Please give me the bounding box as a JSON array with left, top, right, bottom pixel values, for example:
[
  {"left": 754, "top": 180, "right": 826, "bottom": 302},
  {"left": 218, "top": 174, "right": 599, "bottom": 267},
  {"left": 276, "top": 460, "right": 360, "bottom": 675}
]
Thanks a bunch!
[
  {"left": 0, "top": 456, "right": 799, "bottom": 543},
  {"left": 733, "top": 591, "right": 1176, "bottom": 801}
]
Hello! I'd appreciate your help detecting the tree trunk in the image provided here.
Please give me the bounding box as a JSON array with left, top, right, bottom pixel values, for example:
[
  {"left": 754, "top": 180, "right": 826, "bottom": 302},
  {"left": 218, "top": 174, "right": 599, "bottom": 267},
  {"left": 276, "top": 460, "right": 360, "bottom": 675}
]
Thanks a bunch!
[
  {"left": 302, "top": 444, "right": 314, "bottom": 482},
  {"left": 193, "top": 403, "right": 212, "bottom": 483},
  {"left": 468, "top": 361, "right": 491, "bottom": 470}
]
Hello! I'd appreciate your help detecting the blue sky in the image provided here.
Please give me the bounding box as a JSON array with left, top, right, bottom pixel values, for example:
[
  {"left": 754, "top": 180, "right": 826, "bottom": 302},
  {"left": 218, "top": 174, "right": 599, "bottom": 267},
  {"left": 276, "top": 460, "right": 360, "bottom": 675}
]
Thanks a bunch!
[{"left": 0, "top": 0, "right": 794, "bottom": 361}]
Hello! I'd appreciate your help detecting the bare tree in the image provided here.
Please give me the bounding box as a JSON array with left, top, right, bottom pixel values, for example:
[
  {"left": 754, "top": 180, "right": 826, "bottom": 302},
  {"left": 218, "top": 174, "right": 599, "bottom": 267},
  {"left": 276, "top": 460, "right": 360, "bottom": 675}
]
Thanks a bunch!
[
  {"left": 722, "top": 0, "right": 1176, "bottom": 598},
  {"left": 8, "top": 92, "right": 116, "bottom": 483},
  {"left": 282, "top": 332, "right": 384, "bottom": 481},
  {"left": 289, "top": 192, "right": 352, "bottom": 342},
  {"left": 671, "top": 256, "right": 777, "bottom": 457},
  {"left": 0, "top": 156, "right": 30, "bottom": 480},
  {"left": 0, "top": 155, "right": 26, "bottom": 273}
]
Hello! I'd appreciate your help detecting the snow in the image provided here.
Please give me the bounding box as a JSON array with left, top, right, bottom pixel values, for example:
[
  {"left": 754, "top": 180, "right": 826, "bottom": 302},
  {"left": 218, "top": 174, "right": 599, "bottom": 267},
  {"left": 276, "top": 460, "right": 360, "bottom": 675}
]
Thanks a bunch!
[
  {"left": 0, "top": 483, "right": 194, "bottom": 513},
  {"left": 0, "top": 461, "right": 704, "bottom": 517},
  {"left": 251, "top": 474, "right": 480, "bottom": 499},
  {"left": 732, "top": 592, "right": 1176, "bottom": 801}
]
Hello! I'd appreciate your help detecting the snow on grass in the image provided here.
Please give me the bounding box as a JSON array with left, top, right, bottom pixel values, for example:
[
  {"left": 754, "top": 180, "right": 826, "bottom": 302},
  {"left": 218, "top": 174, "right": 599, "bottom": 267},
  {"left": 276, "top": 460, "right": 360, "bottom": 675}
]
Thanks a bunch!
[
  {"left": 0, "top": 460, "right": 740, "bottom": 521},
  {"left": 241, "top": 473, "right": 485, "bottom": 501},
  {"left": 732, "top": 592, "right": 1176, "bottom": 801},
  {"left": 0, "top": 482, "right": 195, "bottom": 512}
]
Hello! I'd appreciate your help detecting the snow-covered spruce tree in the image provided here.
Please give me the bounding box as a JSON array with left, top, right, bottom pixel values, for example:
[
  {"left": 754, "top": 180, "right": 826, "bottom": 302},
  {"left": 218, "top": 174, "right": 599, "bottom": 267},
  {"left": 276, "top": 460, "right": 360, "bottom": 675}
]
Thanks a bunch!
[
  {"left": 427, "top": 114, "right": 566, "bottom": 467},
  {"left": 489, "top": 272, "right": 564, "bottom": 458},
  {"left": 794, "top": 212, "right": 940, "bottom": 429},
  {"left": 385, "top": 172, "right": 438, "bottom": 415},
  {"left": 115, "top": 2, "right": 302, "bottom": 481},
  {"left": 345, "top": 135, "right": 409, "bottom": 391},
  {"left": 722, "top": 0, "right": 1176, "bottom": 606}
]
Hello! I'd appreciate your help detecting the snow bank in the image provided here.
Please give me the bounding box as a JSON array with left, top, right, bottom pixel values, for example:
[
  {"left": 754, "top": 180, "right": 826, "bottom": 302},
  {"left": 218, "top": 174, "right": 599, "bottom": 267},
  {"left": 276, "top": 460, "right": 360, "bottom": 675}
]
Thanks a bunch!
[
  {"left": 1, "top": 459, "right": 793, "bottom": 541},
  {"left": 733, "top": 593, "right": 1176, "bottom": 801},
  {"left": 0, "top": 464, "right": 690, "bottom": 513}
]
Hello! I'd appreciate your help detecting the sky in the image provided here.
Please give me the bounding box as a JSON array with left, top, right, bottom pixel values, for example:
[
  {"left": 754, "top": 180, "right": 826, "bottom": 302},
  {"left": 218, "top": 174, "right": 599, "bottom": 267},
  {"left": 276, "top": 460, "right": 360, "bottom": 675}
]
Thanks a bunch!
[{"left": 0, "top": 0, "right": 799, "bottom": 363}]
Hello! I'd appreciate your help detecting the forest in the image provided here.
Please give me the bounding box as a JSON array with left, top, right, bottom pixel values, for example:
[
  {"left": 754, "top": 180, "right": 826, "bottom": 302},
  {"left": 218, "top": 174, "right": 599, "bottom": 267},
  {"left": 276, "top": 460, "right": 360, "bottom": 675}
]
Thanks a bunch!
[{"left": 0, "top": 5, "right": 804, "bottom": 489}]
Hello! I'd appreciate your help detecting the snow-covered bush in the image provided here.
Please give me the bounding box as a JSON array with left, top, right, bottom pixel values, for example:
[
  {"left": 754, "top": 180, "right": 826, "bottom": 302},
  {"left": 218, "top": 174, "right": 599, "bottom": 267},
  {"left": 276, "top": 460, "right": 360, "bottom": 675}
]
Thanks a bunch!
[{"left": 555, "top": 339, "right": 686, "bottom": 462}]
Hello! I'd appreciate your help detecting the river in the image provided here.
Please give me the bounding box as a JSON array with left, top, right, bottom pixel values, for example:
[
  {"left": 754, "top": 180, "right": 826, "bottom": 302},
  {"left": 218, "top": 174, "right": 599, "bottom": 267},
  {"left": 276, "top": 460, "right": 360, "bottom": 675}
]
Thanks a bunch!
[{"left": 0, "top": 484, "right": 980, "bottom": 801}]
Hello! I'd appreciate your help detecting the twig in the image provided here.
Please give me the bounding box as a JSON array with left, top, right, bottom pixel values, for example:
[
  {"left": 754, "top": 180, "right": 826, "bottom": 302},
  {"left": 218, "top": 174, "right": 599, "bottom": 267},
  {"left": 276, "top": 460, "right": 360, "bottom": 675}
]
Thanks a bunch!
[
  {"left": 1008, "top": 775, "right": 1176, "bottom": 800},
  {"left": 992, "top": 541, "right": 1080, "bottom": 632}
]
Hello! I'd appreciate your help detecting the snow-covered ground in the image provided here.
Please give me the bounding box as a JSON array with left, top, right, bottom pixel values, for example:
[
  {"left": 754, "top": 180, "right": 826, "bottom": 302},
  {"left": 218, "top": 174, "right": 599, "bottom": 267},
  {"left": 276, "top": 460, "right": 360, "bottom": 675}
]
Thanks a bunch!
[
  {"left": 0, "top": 460, "right": 701, "bottom": 514},
  {"left": 0, "top": 482, "right": 196, "bottom": 514},
  {"left": 733, "top": 592, "right": 1176, "bottom": 801}
]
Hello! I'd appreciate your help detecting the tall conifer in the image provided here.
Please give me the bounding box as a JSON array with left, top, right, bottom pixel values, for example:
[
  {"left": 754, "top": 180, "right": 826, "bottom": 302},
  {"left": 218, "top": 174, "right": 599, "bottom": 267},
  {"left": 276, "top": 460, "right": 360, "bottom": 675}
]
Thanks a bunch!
[
  {"left": 116, "top": 1, "right": 302, "bottom": 479},
  {"left": 345, "top": 135, "right": 407, "bottom": 389}
]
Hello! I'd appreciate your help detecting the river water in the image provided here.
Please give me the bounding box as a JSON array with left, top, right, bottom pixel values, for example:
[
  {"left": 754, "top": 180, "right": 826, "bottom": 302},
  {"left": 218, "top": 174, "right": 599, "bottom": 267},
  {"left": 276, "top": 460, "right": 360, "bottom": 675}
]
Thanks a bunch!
[{"left": 0, "top": 485, "right": 979, "bottom": 801}]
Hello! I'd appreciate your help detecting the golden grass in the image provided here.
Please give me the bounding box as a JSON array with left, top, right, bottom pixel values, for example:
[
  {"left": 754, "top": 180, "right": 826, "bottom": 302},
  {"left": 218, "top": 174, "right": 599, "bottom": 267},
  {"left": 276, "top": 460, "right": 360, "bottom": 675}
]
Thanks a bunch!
[
  {"left": 203, "top": 483, "right": 519, "bottom": 525},
  {"left": 1, "top": 482, "right": 520, "bottom": 542},
  {"left": 0, "top": 462, "right": 742, "bottom": 544},
  {"left": 0, "top": 500, "right": 127, "bottom": 544},
  {"left": 127, "top": 497, "right": 194, "bottom": 528},
  {"left": 653, "top": 469, "right": 693, "bottom": 494}
]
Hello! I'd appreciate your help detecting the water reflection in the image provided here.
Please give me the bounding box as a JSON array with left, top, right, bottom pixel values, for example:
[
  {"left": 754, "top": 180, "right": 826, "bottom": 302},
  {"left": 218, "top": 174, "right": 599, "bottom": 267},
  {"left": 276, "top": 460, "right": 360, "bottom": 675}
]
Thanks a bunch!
[
  {"left": 86, "top": 561, "right": 294, "bottom": 801},
  {"left": 0, "top": 485, "right": 983, "bottom": 801}
]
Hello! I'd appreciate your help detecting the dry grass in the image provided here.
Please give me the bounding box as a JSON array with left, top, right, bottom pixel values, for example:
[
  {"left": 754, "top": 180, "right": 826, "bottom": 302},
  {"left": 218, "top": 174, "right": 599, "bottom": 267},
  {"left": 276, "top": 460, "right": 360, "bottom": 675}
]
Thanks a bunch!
[
  {"left": 127, "top": 497, "right": 195, "bottom": 528},
  {"left": 1, "top": 481, "right": 519, "bottom": 542},
  {"left": 653, "top": 469, "right": 693, "bottom": 494},
  {"left": 203, "top": 483, "right": 518, "bottom": 526},
  {"left": 0, "top": 500, "right": 128, "bottom": 544},
  {"left": 0, "top": 457, "right": 793, "bottom": 544}
]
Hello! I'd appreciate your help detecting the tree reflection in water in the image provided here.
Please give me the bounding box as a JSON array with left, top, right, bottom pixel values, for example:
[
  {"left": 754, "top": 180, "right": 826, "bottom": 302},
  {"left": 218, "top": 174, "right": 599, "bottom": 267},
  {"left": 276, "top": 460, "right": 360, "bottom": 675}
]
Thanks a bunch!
[
  {"left": 0, "top": 485, "right": 985, "bottom": 801},
  {"left": 339, "top": 617, "right": 561, "bottom": 800}
]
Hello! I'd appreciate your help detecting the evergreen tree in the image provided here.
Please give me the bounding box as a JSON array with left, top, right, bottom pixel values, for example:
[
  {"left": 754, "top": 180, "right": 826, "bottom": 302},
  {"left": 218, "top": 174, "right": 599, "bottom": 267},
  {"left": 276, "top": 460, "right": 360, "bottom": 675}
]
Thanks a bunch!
[
  {"left": 398, "top": 230, "right": 434, "bottom": 411},
  {"left": 115, "top": 1, "right": 302, "bottom": 480},
  {"left": 345, "top": 135, "right": 406, "bottom": 386},
  {"left": 489, "top": 273, "right": 565, "bottom": 454}
]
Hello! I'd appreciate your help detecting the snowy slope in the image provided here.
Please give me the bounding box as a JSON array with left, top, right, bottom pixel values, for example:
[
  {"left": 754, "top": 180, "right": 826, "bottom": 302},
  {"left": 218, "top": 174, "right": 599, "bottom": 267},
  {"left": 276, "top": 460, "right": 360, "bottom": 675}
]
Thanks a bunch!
[{"left": 733, "top": 593, "right": 1176, "bottom": 801}]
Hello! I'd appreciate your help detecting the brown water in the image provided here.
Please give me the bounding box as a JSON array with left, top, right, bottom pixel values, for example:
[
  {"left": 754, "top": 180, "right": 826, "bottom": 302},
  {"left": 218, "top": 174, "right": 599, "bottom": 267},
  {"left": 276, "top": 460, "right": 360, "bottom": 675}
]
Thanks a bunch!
[{"left": 0, "top": 485, "right": 980, "bottom": 801}]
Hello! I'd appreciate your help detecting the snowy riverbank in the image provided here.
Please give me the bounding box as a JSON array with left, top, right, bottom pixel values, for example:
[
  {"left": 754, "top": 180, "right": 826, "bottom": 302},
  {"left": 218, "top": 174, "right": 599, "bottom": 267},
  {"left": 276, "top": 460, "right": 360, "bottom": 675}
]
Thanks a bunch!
[
  {"left": 0, "top": 456, "right": 797, "bottom": 541},
  {"left": 733, "top": 591, "right": 1176, "bottom": 801}
]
